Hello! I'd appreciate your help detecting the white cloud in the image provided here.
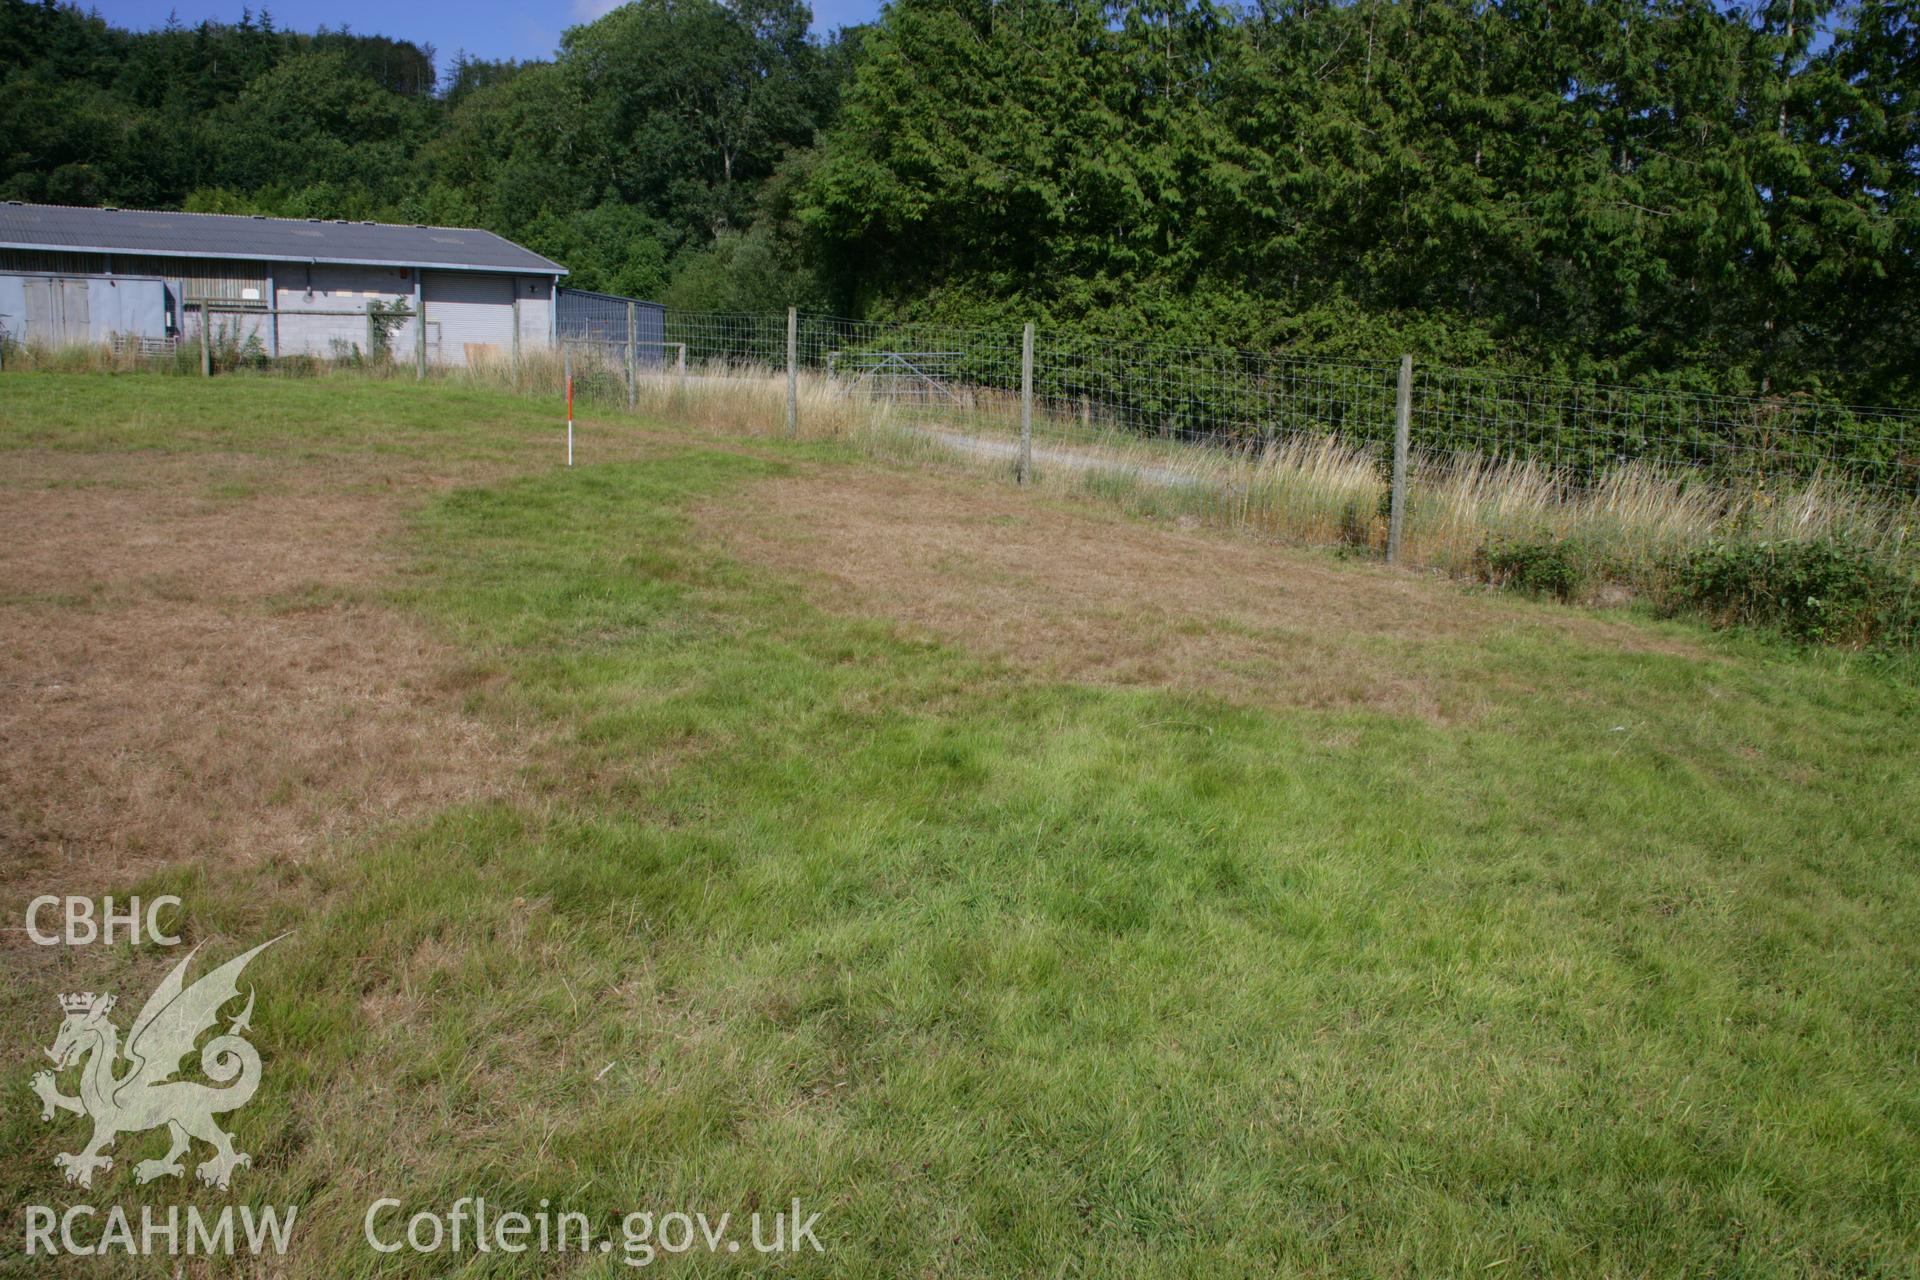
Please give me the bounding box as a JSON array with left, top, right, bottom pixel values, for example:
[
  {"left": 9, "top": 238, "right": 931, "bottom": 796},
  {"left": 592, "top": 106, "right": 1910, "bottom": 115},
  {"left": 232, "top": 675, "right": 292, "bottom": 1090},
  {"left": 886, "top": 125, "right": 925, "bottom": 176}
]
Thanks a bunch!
[{"left": 572, "top": 0, "right": 625, "bottom": 18}]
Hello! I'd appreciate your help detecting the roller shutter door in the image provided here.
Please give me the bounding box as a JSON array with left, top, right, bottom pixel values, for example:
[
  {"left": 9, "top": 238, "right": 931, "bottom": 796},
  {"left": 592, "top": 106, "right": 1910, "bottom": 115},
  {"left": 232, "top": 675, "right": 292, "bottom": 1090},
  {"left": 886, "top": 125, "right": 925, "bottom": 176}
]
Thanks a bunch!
[{"left": 423, "top": 271, "right": 514, "bottom": 367}]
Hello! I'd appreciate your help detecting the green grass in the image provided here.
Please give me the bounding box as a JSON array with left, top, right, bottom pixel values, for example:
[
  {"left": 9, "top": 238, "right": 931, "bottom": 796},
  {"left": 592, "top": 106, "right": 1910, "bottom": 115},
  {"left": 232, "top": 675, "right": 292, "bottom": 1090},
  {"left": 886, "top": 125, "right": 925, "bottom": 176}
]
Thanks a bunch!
[
  {"left": 2, "top": 374, "right": 1917, "bottom": 1276},
  {"left": 0, "top": 371, "right": 543, "bottom": 462}
]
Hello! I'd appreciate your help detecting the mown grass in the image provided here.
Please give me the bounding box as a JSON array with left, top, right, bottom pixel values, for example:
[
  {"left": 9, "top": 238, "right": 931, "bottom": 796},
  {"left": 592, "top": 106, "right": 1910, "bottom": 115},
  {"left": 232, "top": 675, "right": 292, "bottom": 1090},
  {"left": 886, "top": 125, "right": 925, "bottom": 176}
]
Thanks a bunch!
[
  {"left": 1, "top": 374, "right": 1917, "bottom": 1276},
  {"left": 0, "top": 370, "right": 546, "bottom": 464}
]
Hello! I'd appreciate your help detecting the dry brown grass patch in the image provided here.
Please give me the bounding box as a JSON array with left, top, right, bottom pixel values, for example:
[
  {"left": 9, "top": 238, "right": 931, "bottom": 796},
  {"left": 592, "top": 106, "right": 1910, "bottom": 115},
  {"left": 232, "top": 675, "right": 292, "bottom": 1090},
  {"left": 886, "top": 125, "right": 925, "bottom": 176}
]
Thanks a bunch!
[
  {"left": 0, "top": 449, "right": 530, "bottom": 905},
  {"left": 702, "top": 462, "right": 1707, "bottom": 722}
]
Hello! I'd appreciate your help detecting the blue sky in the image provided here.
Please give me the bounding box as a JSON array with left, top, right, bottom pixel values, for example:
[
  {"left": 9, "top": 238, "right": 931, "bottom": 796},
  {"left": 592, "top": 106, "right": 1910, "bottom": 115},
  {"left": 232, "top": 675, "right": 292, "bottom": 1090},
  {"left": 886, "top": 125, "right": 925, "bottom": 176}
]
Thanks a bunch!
[{"left": 81, "top": 0, "right": 884, "bottom": 67}]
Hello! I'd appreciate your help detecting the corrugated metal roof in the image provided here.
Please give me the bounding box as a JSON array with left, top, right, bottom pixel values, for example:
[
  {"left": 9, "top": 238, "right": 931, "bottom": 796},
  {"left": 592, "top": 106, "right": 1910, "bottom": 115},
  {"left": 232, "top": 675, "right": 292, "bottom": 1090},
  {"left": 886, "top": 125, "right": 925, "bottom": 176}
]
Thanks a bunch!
[{"left": 0, "top": 202, "right": 566, "bottom": 275}]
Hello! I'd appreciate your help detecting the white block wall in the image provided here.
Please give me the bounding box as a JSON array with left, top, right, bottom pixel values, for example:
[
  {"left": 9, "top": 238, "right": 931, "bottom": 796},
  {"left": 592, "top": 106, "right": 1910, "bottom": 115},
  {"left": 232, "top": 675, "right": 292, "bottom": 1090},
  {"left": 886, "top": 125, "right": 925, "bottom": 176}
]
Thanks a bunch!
[
  {"left": 274, "top": 264, "right": 422, "bottom": 362},
  {"left": 515, "top": 276, "right": 552, "bottom": 354}
]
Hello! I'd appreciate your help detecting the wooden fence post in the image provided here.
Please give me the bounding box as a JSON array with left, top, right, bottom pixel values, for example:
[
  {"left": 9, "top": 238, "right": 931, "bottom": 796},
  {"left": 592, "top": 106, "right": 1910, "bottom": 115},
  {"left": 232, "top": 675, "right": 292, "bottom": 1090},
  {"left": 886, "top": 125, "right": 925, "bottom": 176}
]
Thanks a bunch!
[
  {"left": 1019, "top": 322, "right": 1034, "bottom": 485},
  {"left": 1387, "top": 354, "right": 1413, "bottom": 563},
  {"left": 414, "top": 274, "right": 426, "bottom": 381},
  {"left": 786, "top": 306, "right": 798, "bottom": 438},
  {"left": 266, "top": 269, "right": 279, "bottom": 359},
  {"left": 625, "top": 300, "right": 637, "bottom": 410},
  {"left": 200, "top": 303, "right": 212, "bottom": 378}
]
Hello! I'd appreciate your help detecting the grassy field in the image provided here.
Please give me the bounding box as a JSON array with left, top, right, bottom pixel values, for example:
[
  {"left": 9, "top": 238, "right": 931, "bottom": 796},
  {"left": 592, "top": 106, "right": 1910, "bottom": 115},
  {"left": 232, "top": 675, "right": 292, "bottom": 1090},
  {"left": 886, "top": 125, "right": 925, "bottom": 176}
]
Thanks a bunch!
[{"left": 2, "top": 373, "right": 1917, "bottom": 1277}]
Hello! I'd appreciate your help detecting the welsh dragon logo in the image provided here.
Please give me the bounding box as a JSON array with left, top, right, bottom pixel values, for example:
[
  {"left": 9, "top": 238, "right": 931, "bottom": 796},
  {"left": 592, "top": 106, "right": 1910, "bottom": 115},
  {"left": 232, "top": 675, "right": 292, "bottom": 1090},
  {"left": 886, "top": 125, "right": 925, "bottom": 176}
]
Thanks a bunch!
[{"left": 29, "top": 938, "right": 282, "bottom": 1190}]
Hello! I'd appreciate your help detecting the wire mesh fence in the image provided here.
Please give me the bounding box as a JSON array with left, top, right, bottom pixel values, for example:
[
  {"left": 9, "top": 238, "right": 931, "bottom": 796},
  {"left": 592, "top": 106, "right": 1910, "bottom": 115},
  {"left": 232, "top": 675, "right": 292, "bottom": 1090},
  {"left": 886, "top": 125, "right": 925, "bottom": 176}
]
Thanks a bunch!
[
  {"left": 638, "top": 309, "right": 1920, "bottom": 507},
  {"left": 1412, "top": 366, "right": 1920, "bottom": 499},
  {"left": 547, "top": 309, "right": 1920, "bottom": 586},
  {"left": 547, "top": 303, "right": 1920, "bottom": 584}
]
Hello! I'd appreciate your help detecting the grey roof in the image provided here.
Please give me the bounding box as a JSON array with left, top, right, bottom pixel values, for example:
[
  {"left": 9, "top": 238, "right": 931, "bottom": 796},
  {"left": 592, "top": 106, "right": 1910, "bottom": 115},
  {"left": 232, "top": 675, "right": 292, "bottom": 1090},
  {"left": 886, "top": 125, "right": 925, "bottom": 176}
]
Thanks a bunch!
[{"left": 0, "top": 202, "right": 566, "bottom": 275}]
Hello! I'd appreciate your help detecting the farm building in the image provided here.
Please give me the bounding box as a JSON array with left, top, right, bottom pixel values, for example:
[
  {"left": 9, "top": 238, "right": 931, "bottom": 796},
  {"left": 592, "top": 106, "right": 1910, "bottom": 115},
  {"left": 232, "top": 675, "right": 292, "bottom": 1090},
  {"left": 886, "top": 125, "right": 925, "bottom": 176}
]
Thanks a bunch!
[{"left": 0, "top": 202, "right": 566, "bottom": 367}]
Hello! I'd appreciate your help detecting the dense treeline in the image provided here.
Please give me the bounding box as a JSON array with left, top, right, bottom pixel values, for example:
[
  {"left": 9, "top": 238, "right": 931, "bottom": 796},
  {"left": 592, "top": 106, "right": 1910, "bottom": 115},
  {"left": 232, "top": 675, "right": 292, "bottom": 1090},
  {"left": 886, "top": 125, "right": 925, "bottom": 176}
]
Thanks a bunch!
[
  {"left": 811, "top": 0, "right": 1919, "bottom": 404},
  {"left": 2, "top": 0, "right": 1915, "bottom": 404}
]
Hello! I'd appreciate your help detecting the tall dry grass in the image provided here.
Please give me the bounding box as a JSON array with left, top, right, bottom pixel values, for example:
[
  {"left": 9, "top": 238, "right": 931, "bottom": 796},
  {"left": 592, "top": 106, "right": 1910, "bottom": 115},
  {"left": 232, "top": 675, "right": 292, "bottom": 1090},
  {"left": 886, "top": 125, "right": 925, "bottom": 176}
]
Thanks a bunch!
[{"left": 2, "top": 338, "right": 188, "bottom": 375}]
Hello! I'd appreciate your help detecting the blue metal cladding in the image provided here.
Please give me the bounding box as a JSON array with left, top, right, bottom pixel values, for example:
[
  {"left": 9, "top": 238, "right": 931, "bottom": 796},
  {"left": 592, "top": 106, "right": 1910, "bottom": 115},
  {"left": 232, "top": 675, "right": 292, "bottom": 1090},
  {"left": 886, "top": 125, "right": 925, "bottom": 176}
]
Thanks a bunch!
[
  {"left": 557, "top": 288, "right": 667, "bottom": 365},
  {"left": 0, "top": 271, "right": 172, "bottom": 345}
]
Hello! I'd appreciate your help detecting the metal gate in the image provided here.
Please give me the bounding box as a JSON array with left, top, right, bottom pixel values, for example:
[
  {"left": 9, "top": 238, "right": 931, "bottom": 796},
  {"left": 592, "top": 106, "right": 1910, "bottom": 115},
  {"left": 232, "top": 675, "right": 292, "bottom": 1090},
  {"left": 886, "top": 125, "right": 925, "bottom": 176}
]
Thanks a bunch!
[{"left": 837, "top": 350, "right": 965, "bottom": 406}]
